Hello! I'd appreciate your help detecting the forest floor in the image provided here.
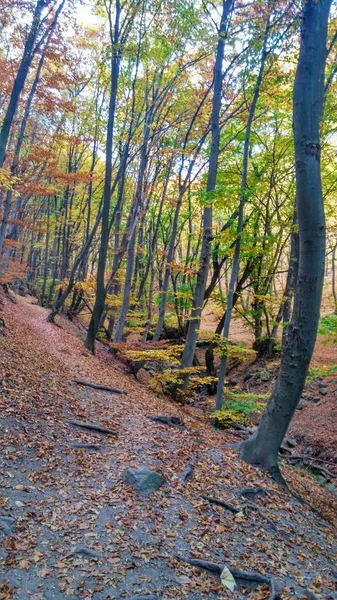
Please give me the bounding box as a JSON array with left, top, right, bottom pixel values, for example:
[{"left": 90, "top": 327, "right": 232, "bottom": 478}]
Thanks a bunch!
[{"left": 0, "top": 295, "right": 337, "bottom": 600}]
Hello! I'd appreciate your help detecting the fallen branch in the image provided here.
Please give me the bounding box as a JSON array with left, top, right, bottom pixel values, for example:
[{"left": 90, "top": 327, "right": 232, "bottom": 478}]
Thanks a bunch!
[
  {"left": 148, "top": 415, "right": 185, "bottom": 429},
  {"left": 201, "top": 495, "right": 240, "bottom": 514},
  {"left": 69, "top": 421, "right": 118, "bottom": 435},
  {"left": 71, "top": 379, "right": 124, "bottom": 395},
  {"left": 175, "top": 555, "right": 281, "bottom": 598}
]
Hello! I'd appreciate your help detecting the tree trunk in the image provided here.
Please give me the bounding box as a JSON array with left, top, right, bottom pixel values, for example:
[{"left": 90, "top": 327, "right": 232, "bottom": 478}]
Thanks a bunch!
[
  {"left": 240, "top": 0, "right": 331, "bottom": 471},
  {"left": 332, "top": 243, "right": 337, "bottom": 312},
  {"left": 0, "top": 0, "right": 65, "bottom": 168},
  {"left": 180, "top": 0, "right": 234, "bottom": 373},
  {"left": 215, "top": 12, "right": 270, "bottom": 410},
  {"left": 282, "top": 210, "right": 299, "bottom": 345},
  {"left": 85, "top": 0, "right": 121, "bottom": 353}
]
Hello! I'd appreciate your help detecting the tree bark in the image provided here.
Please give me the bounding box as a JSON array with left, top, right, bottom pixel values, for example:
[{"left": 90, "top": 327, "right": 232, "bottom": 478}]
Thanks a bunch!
[
  {"left": 85, "top": 0, "right": 121, "bottom": 353},
  {"left": 215, "top": 12, "right": 271, "bottom": 410},
  {"left": 180, "top": 0, "right": 234, "bottom": 373},
  {"left": 240, "top": 0, "right": 331, "bottom": 471},
  {"left": 0, "top": 0, "right": 65, "bottom": 168}
]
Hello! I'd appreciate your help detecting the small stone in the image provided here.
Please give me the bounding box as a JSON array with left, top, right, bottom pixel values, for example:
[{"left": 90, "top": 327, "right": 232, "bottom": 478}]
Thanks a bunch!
[
  {"left": 319, "top": 388, "right": 327, "bottom": 396},
  {"left": 297, "top": 400, "right": 309, "bottom": 410},
  {"left": 0, "top": 516, "right": 16, "bottom": 536},
  {"left": 123, "top": 467, "right": 165, "bottom": 496},
  {"left": 258, "top": 368, "right": 272, "bottom": 382},
  {"left": 243, "top": 369, "right": 253, "bottom": 382},
  {"left": 136, "top": 368, "right": 153, "bottom": 385},
  {"left": 284, "top": 437, "right": 297, "bottom": 448}
]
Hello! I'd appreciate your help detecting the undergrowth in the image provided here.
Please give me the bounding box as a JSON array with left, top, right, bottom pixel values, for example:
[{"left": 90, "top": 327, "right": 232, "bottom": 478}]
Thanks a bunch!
[{"left": 211, "top": 392, "right": 267, "bottom": 429}]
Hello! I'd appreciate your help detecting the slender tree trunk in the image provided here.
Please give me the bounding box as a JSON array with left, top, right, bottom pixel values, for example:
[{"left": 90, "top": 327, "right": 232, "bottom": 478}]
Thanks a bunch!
[
  {"left": 282, "top": 210, "right": 299, "bottom": 344},
  {"left": 85, "top": 0, "right": 121, "bottom": 353},
  {"left": 40, "top": 196, "right": 50, "bottom": 306},
  {"left": 180, "top": 0, "right": 234, "bottom": 373},
  {"left": 153, "top": 184, "right": 186, "bottom": 341},
  {"left": 0, "top": 0, "right": 65, "bottom": 168},
  {"left": 240, "top": 0, "right": 331, "bottom": 471},
  {"left": 0, "top": 19, "right": 57, "bottom": 259},
  {"left": 113, "top": 104, "right": 152, "bottom": 342},
  {"left": 331, "top": 243, "right": 337, "bottom": 312},
  {"left": 215, "top": 13, "right": 270, "bottom": 410}
]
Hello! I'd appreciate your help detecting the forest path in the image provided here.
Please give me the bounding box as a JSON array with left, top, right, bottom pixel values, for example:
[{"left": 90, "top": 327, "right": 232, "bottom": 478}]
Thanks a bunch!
[{"left": 0, "top": 296, "right": 336, "bottom": 600}]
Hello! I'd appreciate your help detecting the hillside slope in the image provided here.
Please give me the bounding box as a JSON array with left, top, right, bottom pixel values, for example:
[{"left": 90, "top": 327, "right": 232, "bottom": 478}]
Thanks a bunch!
[{"left": 0, "top": 296, "right": 336, "bottom": 600}]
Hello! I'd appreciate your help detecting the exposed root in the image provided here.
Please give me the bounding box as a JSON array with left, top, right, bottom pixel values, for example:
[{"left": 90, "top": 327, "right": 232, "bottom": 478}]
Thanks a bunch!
[
  {"left": 175, "top": 555, "right": 281, "bottom": 598},
  {"left": 148, "top": 415, "right": 186, "bottom": 429},
  {"left": 71, "top": 379, "right": 124, "bottom": 395},
  {"left": 180, "top": 465, "right": 193, "bottom": 485},
  {"left": 202, "top": 494, "right": 276, "bottom": 530},
  {"left": 201, "top": 495, "right": 239, "bottom": 514},
  {"left": 69, "top": 420, "right": 118, "bottom": 435}
]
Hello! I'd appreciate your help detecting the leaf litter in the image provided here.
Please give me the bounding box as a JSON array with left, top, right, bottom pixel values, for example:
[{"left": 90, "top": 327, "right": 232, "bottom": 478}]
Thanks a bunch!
[{"left": 0, "top": 296, "right": 336, "bottom": 600}]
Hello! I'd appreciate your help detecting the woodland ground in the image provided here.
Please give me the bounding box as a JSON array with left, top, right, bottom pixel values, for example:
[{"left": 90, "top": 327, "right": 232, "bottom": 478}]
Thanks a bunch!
[{"left": 0, "top": 295, "right": 337, "bottom": 600}]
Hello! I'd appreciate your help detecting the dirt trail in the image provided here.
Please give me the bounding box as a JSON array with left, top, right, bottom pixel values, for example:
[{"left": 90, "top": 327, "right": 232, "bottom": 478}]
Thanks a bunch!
[{"left": 0, "top": 296, "right": 336, "bottom": 600}]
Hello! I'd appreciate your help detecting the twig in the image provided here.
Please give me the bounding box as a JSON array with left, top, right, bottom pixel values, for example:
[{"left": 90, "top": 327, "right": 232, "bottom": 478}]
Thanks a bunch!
[
  {"left": 201, "top": 495, "right": 240, "bottom": 513},
  {"left": 69, "top": 421, "right": 118, "bottom": 435},
  {"left": 71, "top": 379, "right": 124, "bottom": 395}
]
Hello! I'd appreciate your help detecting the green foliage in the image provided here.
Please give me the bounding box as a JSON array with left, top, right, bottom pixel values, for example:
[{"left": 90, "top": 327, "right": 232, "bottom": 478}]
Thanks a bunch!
[
  {"left": 211, "top": 409, "right": 247, "bottom": 428},
  {"left": 124, "top": 345, "right": 183, "bottom": 364},
  {"left": 318, "top": 314, "right": 337, "bottom": 344},
  {"left": 211, "top": 392, "right": 266, "bottom": 429},
  {"left": 307, "top": 363, "right": 337, "bottom": 380}
]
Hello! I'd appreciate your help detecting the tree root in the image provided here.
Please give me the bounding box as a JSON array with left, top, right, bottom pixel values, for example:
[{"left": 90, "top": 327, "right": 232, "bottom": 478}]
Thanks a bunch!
[
  {"left": 237, "top": 486, "right": 266, "bottom": 498},
  {"left": 180, "top": 465, "right": 193, "bottom": 485},
  {"left": 202, "top": 494, "right": 276, "bottom": 530},
  {"left": 244, "top": 503, "right": 277, "bottom": 531},
  {"left": 286, "top": 455, "right": 336, "bottom": 480},
  {"left": 175, "top": 555, "right": 281, "bottom": 598},
  {"left": 69, "top": 421, "right": 118, "bottom": 435},
  {"left": 71, "top": 379, "right": 124, "bottom": 395},
  {"left": 72, "top": 443, "right": 101, "bottom": 450},
  {"left": 201, "top": 495, "right": 240, "bottom": 513},
  {"left": 148, "top": 415, "right": 185, "bottom": 429},
  {"left": 304, "top": 589, "right": 319, "bottom": 600}
]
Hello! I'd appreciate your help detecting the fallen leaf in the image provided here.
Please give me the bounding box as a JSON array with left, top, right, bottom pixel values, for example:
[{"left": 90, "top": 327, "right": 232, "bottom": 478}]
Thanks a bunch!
[{"left": 220, "top": 566, "right": 236, "bottom": 592}]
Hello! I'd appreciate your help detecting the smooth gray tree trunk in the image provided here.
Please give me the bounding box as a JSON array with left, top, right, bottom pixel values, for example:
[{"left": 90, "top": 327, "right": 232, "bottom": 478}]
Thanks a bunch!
[
  {"left": 240, "top": 0, "right": 331, "bottom": 471},
  {"left": 85, "top": 0, "right": 121, "bottom": 353}
]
